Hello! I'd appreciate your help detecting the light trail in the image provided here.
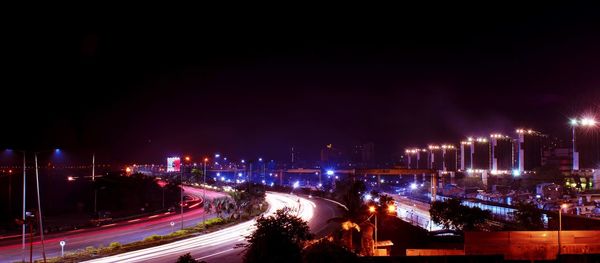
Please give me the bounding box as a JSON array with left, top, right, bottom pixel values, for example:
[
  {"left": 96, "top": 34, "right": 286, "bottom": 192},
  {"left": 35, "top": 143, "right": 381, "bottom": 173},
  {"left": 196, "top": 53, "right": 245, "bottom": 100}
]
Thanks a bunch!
[{"left": 84, "top": 192, "right": 315, "bottom": 263}]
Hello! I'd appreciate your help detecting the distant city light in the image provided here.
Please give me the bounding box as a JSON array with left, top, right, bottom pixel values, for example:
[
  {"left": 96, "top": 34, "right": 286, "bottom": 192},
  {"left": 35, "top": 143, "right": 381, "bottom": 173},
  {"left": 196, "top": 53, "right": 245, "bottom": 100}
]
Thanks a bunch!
[
  {"left": 216, "top": 172, "right": 221, "bottom": 176},
  {"left": 238, "top": 173, "right": 243, "bottom": 177},
  {"left": 581, "top": 117, "right": 597, "bottom": 126},
  {"left": 374, "top": 197, "right": 380, "bottom": 203},
  {"left": 318, "top": 183, "right": 322, "bottom": 187},
  {"left": 293, "top": 181, "right": 300, "bottom": 189},
  {"left": 258, "top": 158, "right": 263, "bottom": 162},
  {"left": 215, "top": 154, "right": 220, "bottom": 158},
  {"left": 326, "top": 170, "right": 334, "bottom": 176},
  {"left": 364, "top": 194, "right": 372, "bottom": 201},
  {"left": 410, "top": 183, "right": 417, "bottom": 190},
  {"left": 570, "top": 119, "right": 578, "bottom": 126},
  {"left": 241, "top": 159, "right": 245, "bottom": 163},
  {"left": 512, "top": 169, "right": 521, "bottom": 177},
  {"left": 270, "top": 182, "right": 274, "bottom": 187},
  {"left": 55, "top": 149, "right": 61, "bottom": 153}
]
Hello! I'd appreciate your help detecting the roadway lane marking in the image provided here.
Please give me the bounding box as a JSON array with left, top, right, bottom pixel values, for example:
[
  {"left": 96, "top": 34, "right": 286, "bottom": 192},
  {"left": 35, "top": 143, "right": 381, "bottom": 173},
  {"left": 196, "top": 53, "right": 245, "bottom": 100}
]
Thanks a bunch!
[{"left": 195, "top": 248, "right": 236, "bottom": 260}]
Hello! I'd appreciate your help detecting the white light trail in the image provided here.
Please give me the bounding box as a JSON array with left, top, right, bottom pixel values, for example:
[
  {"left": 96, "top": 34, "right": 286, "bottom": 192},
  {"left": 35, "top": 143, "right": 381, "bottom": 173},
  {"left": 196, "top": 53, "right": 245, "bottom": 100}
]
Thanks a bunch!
[{"left": 84, "top": 192, "right": 315, "bottom": 263}]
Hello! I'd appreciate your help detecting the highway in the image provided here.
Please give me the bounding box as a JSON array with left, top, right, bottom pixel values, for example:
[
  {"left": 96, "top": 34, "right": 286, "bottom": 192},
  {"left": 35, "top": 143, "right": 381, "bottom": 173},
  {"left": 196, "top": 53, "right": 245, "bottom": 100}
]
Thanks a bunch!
[
  {"left": 83, "top": 192, "right": 345, "bottom": 263},
  {"left": 0, "top": 186, "right": 227, "bottom": 263},
  {"left": 391, "top": 194, "right": 443, "bottom": 231}
]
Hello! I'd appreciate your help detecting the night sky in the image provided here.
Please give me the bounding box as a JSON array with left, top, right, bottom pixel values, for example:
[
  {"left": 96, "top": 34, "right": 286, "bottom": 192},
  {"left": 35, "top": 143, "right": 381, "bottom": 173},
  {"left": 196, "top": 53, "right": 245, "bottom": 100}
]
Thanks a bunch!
[{"left": 3, "top": 5, "right": 600, "bottom": 164}]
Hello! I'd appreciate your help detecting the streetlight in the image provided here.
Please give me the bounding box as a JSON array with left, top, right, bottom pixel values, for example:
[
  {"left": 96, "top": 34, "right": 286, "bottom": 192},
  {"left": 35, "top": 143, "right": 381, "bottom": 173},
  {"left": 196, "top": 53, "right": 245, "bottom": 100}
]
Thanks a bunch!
[
  {"left": 558, "top": 203, "right": 568, "bottom": 256},
  {"left": 369, "top": 206, "right": 377, "bottom": 255},
  {"left": 570, "top": 117, "right": 597, "bottom": 171},
  {"left": 202, "top": 158, "right": 208, "bottom": 227},
  {"left": 7, "top": 149, "right": 28, "bottom": 263},
  {"left": 33, "top": 150, "right": 61, "bottom": 263}
]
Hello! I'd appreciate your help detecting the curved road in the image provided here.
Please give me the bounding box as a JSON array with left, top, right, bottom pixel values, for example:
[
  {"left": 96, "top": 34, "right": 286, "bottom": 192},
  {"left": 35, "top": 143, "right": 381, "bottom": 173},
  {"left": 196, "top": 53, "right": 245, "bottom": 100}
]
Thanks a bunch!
[
  {"left": 0, "top": 187, "right": 227, "bottom": 262},
  {"left": 84, "top": 192, "right": 345, "bottom": 263}
]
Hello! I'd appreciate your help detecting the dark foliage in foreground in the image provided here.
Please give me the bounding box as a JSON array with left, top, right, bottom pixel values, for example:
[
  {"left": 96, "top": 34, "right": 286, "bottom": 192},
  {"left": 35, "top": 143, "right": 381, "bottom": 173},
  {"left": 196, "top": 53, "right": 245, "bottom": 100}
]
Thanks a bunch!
[
  {"left": 302, "top": 239, "right": 359, "bottom": 263},
  {"left": 241, "top": 208, "right": 313, "bottom": 263}
]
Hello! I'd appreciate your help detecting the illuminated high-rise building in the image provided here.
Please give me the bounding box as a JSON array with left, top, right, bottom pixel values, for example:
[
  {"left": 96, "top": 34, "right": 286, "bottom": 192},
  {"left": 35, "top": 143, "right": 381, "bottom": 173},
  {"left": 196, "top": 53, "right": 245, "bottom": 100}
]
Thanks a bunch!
[
  {"left": 442, "top": 144, "right": 458, "bottom": 172},
  {"left": 571, "top": 117, "right": 600, "bottom": 170},
  {"left": 417, "top": 149, "right": 429, "bottom": 169},
  {"left": 516, "top": 129, "right": 547, "bottom": 172},
  {"left": 460, "top": 139, "right": 473, "bottom": 171},
  {"left": 404, "top": 148, "right": 419, "bottom": 169},
  {"left": 472, "top": 137, "right": 490, "bottom": 170},
  {"left": 428, "top": 145, "right": 444, "bottom": 170},
  {"left": 490, "top": 133, "right": 514, "bottom": 173}
]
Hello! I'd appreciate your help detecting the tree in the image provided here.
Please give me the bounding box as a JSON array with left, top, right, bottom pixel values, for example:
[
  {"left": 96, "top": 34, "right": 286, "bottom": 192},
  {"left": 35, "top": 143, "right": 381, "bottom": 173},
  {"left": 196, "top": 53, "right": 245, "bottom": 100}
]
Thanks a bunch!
[
  {"left": 332, "top": 179, "right": 366, "bottom": 221},
  {"left": 430, "top": 198, "right": 491, "bottom": 232},
  {"left": 511, "top": 202, "right": 544, "bottom": 230},
  {"left": 176, "top": 253, "right": 197, "bottom": 263},
  {"left": 241, "top": 208, "right": 313, "bottom": 263},
  {"left": 302, "top": 239, "right": 358, "bottom": 263}
]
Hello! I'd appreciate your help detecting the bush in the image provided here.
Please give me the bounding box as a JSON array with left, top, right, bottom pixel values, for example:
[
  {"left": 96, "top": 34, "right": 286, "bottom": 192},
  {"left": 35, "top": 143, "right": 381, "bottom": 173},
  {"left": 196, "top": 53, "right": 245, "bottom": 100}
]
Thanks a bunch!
[
  {"left": 302, "top": 240, "right": 358, "bottom": 263},
  {"left": 144, "top": 234, "right": 163, "bottom": 242},
  {"left": 85, "top": 246, "right": 97, "bottom": 253},
  {"left": 176, "top": 253, "right": 198, "bottom": 263},
  {"left": 108, "top": 242, "right": 121, "bottom": 250}
]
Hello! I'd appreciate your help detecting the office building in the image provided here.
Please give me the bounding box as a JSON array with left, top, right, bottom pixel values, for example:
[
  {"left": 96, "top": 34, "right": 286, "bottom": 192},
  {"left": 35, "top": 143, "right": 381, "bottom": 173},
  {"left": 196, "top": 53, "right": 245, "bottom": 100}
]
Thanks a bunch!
[
  {"left": 460, "top": 139, "right": 473, "bottom": 171},
  {"left": 442, "top": 144, "right": 458, "bottom": 172},
  {"left": 516, "top": 129, "right": 547, "bottom": 172},
  {"left": 490, "top": 133, "right": 514, "bottom": 174},
  {"left": 473, "top": 137, "right": 491, "bottom": 170}
]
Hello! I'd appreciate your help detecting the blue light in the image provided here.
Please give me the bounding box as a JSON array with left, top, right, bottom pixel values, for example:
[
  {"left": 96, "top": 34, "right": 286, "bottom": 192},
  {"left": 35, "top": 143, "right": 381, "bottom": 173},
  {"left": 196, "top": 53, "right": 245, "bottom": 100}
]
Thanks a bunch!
[
  {"left": 512, "top": 169, "right": 521, "bottom": 177},
  {"left": 258, "top": 158, "right": 263, "bottom": 162},
  {"left": 410, "top": 183, "right": 418, "bottom": 190},
  {"left": 326, "top": 170, "right": 334, "bottom": 176},
  {"left": 293, "top": 181, "right": 300, "bottom": 188},
  {"left": 215, "top": 154, "right": 220, "bottom": 158},
  {"left": 55, "top": 149, "right": 61, "bottom": 153}
]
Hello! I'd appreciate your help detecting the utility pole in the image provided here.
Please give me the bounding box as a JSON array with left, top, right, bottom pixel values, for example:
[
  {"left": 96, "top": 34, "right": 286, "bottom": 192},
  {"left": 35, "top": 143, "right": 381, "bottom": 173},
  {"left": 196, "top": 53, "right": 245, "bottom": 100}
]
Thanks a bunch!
[
  {"left": 21, "top": 153, "right": 26, "bottom": 263},
  {"left": 203, "top": 158, "right": 207, "bottom": 227},
  {"left": 180, "top": 160, "right": 184, "bottom": 230},
  {"left": 34, "top": 153, "right": 47, "bottom": 262},
  {"left": 248, "top": 163, "right": 252, "bottom": 193},
  {"left": 92, "top": 153, "right": 97, "bottom": 214}
]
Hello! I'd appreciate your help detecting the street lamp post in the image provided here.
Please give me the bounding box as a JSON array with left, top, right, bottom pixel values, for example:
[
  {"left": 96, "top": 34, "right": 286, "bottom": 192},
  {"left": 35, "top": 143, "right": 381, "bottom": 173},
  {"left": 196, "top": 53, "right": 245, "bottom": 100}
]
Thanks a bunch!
[
  {"left": 203, "top": 158, "right": 208, "bottom": 227},
  {"left": 34, "top": 153, "right": 47, "bottom": 263},
  {"left": 369, "top": 206, "right": 377, "bottom": 255},
  {"left": 558, "top": 203, "right": 568, "bottom": 256},
  {"left": 180, "top": 158, "right": 184, "bottom": 230},
  {"left": 92, "top": 153, "right": 97, "bottom": 215},
  {"left": 21, "top": 151, "right": 26, "bottom": 263}
]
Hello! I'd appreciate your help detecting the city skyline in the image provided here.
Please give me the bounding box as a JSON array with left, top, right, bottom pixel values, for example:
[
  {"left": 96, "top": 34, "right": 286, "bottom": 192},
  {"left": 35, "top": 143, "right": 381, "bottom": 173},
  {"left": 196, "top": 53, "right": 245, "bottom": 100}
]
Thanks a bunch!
[{"left": 2, "top": 5, "right": 600, "bottom": 164}]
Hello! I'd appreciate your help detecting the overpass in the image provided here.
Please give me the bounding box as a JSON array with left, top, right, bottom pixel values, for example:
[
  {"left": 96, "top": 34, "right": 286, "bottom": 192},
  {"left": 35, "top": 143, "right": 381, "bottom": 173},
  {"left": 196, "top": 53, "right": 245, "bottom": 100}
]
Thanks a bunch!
[{"left": 283, "top": 168, "right": 441, "bottom": 201}]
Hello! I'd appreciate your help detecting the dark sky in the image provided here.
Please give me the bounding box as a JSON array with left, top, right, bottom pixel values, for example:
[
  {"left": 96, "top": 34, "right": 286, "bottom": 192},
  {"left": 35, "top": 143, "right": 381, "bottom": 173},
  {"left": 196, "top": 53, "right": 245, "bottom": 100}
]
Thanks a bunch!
[{"left": 3, "top": 5, "right": 600, "bottom": 164}]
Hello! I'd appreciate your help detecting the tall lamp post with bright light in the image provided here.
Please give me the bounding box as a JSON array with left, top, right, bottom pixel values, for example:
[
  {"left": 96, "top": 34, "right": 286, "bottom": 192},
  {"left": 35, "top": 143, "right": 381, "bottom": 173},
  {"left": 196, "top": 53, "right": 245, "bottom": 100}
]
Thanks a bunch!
[
  {"left": 558, "top": 203, "right": 568, "bottom": 256},
  {"left": 33, "top": 149, "right": 61, "bottom": 263},
  {"left": 368, "top": 206, "right": 378, "bottom": 255},
  {"left": 6, "top": 149, "right": 28, "bottom": 263},
  {"left": 570, "top": 117, "right": 597, "bottom": 171},
  {"left": 202, "top": 157, "right": 208, "bottom": 227}
]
